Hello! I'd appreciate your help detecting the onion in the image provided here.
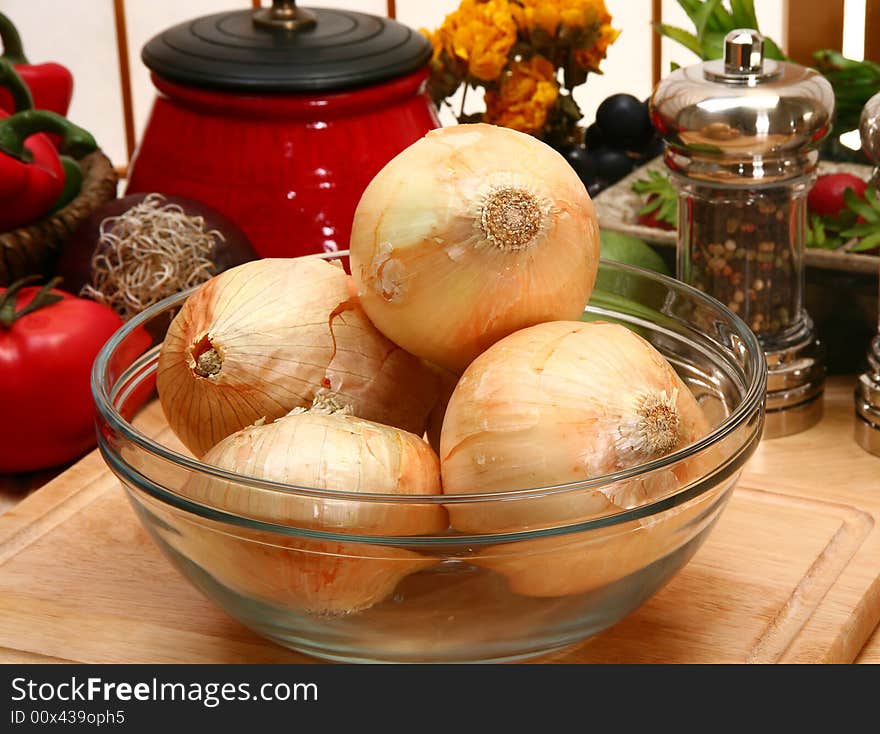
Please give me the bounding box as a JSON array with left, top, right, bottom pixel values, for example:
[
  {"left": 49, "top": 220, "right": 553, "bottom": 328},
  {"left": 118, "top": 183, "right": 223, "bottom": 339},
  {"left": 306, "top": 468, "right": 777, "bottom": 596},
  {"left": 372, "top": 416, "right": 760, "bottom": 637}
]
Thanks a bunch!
[
  {"left": 324, "top": 299, "right": 440, "bottom": 443},
  {"left": 349, "top": 123, "right": 600, "bottom": 372},
  {"left": 157, "top": 257, "right": 441, "bottom": 457},
  {"left": 167, "top": 529, "right": 440, "bottom": 618},
  {"left": 474, "top": 482, "right": 728, "bottom": 598},
  {"left": 440, "top": 321, "right": 710, "bottom": 534},
  {"left": 179, "top": 403, "right": 447, "bottom": 615},
  {"left": 439, "top": 320, "right": 712, "bottom": 598}
]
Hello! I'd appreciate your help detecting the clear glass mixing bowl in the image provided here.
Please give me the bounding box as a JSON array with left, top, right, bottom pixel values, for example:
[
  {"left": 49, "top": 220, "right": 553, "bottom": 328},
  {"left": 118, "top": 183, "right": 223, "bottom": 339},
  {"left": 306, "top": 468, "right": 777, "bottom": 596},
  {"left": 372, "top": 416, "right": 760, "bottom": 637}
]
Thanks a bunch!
[{"left": 92, "top": 257, "right": 766, "bottom": 663}]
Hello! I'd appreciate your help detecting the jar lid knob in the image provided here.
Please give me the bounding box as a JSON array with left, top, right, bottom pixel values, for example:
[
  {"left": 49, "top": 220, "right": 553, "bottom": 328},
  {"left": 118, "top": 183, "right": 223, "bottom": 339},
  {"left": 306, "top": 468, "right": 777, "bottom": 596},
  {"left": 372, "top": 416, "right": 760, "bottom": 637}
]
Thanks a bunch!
[
  {"left": 252, "top": 0, "right": 317, "bottom": 32},
  {"left": 724, "top": 28, "right": 764, "bottom": 75}
]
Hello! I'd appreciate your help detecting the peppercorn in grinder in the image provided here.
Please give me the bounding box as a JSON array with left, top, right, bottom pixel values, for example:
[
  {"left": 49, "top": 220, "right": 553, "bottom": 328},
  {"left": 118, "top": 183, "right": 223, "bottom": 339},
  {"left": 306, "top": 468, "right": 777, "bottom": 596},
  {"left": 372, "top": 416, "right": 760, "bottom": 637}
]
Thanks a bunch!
[
  {"left": 855, "top": 90, "right": 880, "bottom": 456},
  {"left": 651, "top": 29, "right": 835, "bottom": 438}
]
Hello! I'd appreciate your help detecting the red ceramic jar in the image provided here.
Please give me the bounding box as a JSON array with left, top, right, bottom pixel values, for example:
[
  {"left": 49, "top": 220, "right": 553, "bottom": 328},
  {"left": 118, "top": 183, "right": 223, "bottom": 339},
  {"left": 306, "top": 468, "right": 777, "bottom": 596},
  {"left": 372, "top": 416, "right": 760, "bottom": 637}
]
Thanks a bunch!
[{"left": 126, "top": 3, "right": 439, "bottom": 258}]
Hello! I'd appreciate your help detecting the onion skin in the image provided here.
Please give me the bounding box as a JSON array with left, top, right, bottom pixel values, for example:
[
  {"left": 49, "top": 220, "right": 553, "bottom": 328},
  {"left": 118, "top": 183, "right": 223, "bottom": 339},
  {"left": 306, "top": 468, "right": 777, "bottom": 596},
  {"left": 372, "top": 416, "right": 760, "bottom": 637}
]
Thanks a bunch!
[
  {"left": 439, "top": 321, "right": 710, "bottom": 534},
  {"left": 157, "top": 257, "right": 442, "bottom": 457},
  {"left": 188, "top": 410, "right": 447, "bottom": 534},
  {"left": 324, "top": 300, "right": 440, "bottom": 440},
  {"left": 439, "top": 319, "right": 713, "bottom": 599},
  {"left": 350, "top": 123, "right": 600, "bottom": 372},
  {"left": 179, "top": 410, "right": 447, "bottom": 615},
  {"left": 166, "top": 527, "right": 439, "bottom": 618},
  {"left": 158, "top": 257, "right": 341, "bottom": 456}
]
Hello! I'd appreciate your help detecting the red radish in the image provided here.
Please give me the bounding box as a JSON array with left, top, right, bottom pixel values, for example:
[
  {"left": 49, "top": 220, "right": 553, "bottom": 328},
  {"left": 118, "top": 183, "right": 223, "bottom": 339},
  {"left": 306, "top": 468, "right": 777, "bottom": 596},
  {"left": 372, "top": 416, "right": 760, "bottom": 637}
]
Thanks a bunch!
[
  {"left": 637, "top": 194, "right": 675, "bottom": 231},
  {"left": 808, "top": 173, "right": 868, "bottom": 218}
]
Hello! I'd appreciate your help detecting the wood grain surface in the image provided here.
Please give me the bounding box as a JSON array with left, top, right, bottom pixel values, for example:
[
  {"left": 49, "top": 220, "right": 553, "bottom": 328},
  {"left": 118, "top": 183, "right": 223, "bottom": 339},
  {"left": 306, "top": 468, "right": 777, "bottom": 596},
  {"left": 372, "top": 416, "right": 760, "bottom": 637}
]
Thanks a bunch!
[{"left": 1, "top": 377, "right": 879, "bottom": 664}]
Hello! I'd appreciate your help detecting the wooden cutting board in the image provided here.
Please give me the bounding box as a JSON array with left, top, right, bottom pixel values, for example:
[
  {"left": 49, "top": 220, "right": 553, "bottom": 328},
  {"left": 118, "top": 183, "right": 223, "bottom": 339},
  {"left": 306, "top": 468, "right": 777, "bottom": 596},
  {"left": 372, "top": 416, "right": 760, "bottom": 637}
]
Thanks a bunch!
[{"left": 1, "top": 377, "right": 879, "bottom": 664}]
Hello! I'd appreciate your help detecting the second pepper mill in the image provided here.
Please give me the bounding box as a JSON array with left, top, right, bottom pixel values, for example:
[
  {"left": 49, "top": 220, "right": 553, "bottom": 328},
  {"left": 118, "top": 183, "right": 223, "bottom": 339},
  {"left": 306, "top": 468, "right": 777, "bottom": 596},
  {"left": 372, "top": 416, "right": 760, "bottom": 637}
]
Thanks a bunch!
[
  {"left": 854, "top": 90, "right": 880, "bottom": 456},
  {"left": 651, "top": 29, "right": 835, "bottom": 438}
]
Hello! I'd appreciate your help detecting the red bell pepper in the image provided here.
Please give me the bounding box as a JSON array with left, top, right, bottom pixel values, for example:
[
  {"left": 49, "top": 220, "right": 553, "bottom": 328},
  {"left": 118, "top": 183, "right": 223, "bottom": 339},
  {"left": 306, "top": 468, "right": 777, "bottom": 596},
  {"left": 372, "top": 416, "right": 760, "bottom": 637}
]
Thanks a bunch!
[
  {"left": 0, "top": 51, "right": 32, "bottom": 113},
  {"left": 0, "top": 12, "right": 73, "bottom": 116},
  {"left": 0, "top": 104, "right": 97, "bottom": 232}
]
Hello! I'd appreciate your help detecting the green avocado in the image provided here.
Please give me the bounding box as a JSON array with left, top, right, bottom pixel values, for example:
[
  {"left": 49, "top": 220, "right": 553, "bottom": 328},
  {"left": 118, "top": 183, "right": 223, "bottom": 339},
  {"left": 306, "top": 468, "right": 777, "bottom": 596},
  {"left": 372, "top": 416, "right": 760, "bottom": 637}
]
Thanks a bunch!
[
  {"left": 584, "top": 231, "right": 675, "bottom": 334},
  {"left": 599, "top": 229, "right": 671, "bottom": 276}
]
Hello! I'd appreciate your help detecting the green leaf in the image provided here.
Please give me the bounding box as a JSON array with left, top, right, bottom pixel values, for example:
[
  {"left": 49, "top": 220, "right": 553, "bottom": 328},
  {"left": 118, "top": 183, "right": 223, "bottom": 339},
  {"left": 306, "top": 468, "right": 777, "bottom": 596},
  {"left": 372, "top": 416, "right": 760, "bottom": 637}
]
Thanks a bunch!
[
  {"left": 694, "top": 0, "right": 725, "bottom": 43},
  {"left": 762, "top": 37, "right": 787, "bottom": 61},
  {"left": 840, "top": 223, "right": 879, "bottom": 238},
  {"left": 654, "top": 23, "right": 704, "bottom": 58},
  {"left": 709, "top": 2, "right": 735, "bottom": 34},
  {"left": 675, "top": 0, "right": 706, "bottom": 27},
  {"left": 674, "top": 0, "right": 728, "bottom": 34},
  {"left": 806, "top": 213, "right": 846, "bottom": 249},
  {"left": 632, "top": 171, "right": 676, "bottom": 196},
  {"left": 814, "top": 49, "right": 868, "bottom": 71},
  {"left": 844, "top": 187, "right": 879, "bottom": 222},
  {"left": 701, "top": 31, "right": 726, "bottom": 60},
  {"left": 638, "top": 197, "right": 663, "bottom": 216},
  {"left": 659, "top": 198, "right": 678, "bottom": 225},
  {"left": 806, "top": 214, "right": 826, "bottom": 247},
  {"left": 632, "top": 172, "right": 678, "bottom": 226},
  {"left": 851, "top": 231, "right": 880, "bottom": 251},
  {"left": 729, "top": 0, "right": 759, "bottom": 28}
]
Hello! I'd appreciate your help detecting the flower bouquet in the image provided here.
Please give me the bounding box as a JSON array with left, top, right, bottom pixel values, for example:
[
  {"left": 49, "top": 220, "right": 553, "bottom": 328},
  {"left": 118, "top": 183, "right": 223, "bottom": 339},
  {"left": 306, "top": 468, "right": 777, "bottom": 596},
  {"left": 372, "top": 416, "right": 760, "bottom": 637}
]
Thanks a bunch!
[{"left": 423, "top": 0, "right": 619, "bottom": 148}]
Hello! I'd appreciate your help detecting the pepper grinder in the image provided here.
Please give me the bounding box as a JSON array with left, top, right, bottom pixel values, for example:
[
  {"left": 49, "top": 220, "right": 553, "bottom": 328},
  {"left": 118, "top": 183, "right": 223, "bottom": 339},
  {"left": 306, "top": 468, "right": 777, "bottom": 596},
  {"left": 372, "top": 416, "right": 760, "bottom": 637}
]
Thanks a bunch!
[
  {"left": 855, "top": 90, "right": 880, "bottom": 456},
  {"left": 651, "top": 29, "right": 835, "bottom": 438}
]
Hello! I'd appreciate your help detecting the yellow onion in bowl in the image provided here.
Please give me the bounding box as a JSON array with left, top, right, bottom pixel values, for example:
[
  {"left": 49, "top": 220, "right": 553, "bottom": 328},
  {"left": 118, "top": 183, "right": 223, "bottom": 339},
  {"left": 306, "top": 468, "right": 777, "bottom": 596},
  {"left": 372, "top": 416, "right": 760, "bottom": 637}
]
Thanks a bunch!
[
  {"left": 473, "top": 480, "right": 730, "bottom": 598},
  {"left": 349, "top": 123, "right": 600, "bottom": 372},
  {"left": 156, "top": 257, "right": 441, "bottom": 456},
  {"left": 439, "top": 320, "right": 713, "bottom": 598},
  {"left": 440, "top": 321, "right": 710, "bottom": 533},
  {"left": 176, "top": 403, "right": 447, "bottom": 615}
]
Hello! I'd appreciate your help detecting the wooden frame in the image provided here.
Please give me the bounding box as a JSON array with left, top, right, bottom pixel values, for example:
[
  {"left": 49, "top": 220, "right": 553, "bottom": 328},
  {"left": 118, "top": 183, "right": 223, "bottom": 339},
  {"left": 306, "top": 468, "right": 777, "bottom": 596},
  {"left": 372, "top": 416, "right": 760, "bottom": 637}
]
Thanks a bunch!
[{"left": 784, "top": 0, "right": 880, "bottom": 65}]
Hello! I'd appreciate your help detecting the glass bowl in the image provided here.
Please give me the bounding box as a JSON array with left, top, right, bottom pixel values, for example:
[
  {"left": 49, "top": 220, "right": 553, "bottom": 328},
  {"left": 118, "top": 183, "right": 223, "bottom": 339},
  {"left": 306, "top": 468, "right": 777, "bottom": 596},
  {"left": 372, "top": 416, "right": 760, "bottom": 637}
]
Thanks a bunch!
[{"left": 92, "top": 257, "right": 766, "bottom": 663}]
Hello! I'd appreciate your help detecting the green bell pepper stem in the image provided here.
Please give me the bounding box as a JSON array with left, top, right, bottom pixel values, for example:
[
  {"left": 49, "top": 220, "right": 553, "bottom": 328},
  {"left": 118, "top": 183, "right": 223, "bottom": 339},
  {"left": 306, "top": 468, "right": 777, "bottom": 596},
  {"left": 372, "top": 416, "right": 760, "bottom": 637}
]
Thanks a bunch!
[
  {"left": 0, "top": 12, "right": 28, "bottom": 65},
  {"left": 0, "top": 109, "right": 97, "bottom": 162},
  {"left": 48, "top": 155, "right": 82, "bottom": 213},
  {"left": 0, "top": 57, "right": 33, "bottom": 112}
]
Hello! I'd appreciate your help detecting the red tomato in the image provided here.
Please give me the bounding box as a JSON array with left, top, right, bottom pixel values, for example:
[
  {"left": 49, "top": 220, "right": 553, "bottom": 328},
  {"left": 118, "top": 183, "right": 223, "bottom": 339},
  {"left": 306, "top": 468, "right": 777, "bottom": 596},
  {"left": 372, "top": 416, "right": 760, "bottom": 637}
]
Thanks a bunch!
[
  {"left": 807, "top": 173, "right": 868, "bottom": 218},
  {"left": 0, "top": 283, "right": 123, "bottom": 473}
]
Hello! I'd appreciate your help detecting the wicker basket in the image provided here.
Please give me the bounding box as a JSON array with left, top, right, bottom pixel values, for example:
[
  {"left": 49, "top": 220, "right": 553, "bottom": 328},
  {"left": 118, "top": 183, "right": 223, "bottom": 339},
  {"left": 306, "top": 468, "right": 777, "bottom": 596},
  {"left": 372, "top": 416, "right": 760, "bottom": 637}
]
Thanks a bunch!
[{"left": 0, "top": 150, "right": 118, "bottom": 286}]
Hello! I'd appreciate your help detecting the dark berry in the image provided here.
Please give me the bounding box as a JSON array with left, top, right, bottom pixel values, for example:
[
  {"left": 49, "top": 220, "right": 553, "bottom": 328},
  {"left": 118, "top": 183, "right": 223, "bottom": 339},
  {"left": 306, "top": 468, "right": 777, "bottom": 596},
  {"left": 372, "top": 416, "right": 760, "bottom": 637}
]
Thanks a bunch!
[
  {"left": 592, "top": 148, "right": 636, "bottom": 184},
  {"left": 585, "top": 122, "right": 606, "bottom": 150},
  {"left": 587, "top": 179, "right": 608, "bottom": 198},
  {"left": 596, "top": 93, "right": 654, "bottom": 150},
  {"left": 639, "top": 136, "right": 666, "bottom": 161},
  {"left": 559, "top": 144, "right": 596, "bottom": 183}
]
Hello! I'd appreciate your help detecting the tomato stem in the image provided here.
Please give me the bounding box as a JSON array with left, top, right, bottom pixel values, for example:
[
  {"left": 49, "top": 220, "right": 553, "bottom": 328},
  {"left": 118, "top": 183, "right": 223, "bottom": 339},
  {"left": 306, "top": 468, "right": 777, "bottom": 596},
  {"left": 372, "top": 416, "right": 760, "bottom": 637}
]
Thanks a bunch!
[{"left": 0, "top": 275, "right": 64, "bottom": 328}]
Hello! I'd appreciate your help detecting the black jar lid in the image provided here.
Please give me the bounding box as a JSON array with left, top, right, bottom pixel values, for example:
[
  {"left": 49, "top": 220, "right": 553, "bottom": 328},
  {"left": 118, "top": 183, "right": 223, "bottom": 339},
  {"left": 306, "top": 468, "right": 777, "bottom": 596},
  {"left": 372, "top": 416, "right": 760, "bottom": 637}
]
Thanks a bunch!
[{"left": 141, "top": 3, "right": 432, "bottom": 93}]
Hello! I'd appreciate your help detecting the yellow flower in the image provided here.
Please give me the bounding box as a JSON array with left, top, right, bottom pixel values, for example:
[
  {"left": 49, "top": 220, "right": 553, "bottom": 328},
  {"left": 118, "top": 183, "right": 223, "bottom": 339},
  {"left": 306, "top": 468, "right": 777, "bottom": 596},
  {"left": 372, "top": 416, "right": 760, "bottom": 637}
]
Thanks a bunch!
[
  {"left": 436, "top": 0, "right": 518, "bottom": 82},
  {"left": 420, "top": 27, "right": 445, "bottom": 63},
  {"left": 574, "top": 21, "right": 620, "bottom": 72},
  {"left": 511, "top": 1, "right": 561, "bottom": 36},
  {"left": 484, "top": 55, "right": 560, "bottom": 135},
  {"left": 513, "top": 0, "right": 615, "bottom": 37}
]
